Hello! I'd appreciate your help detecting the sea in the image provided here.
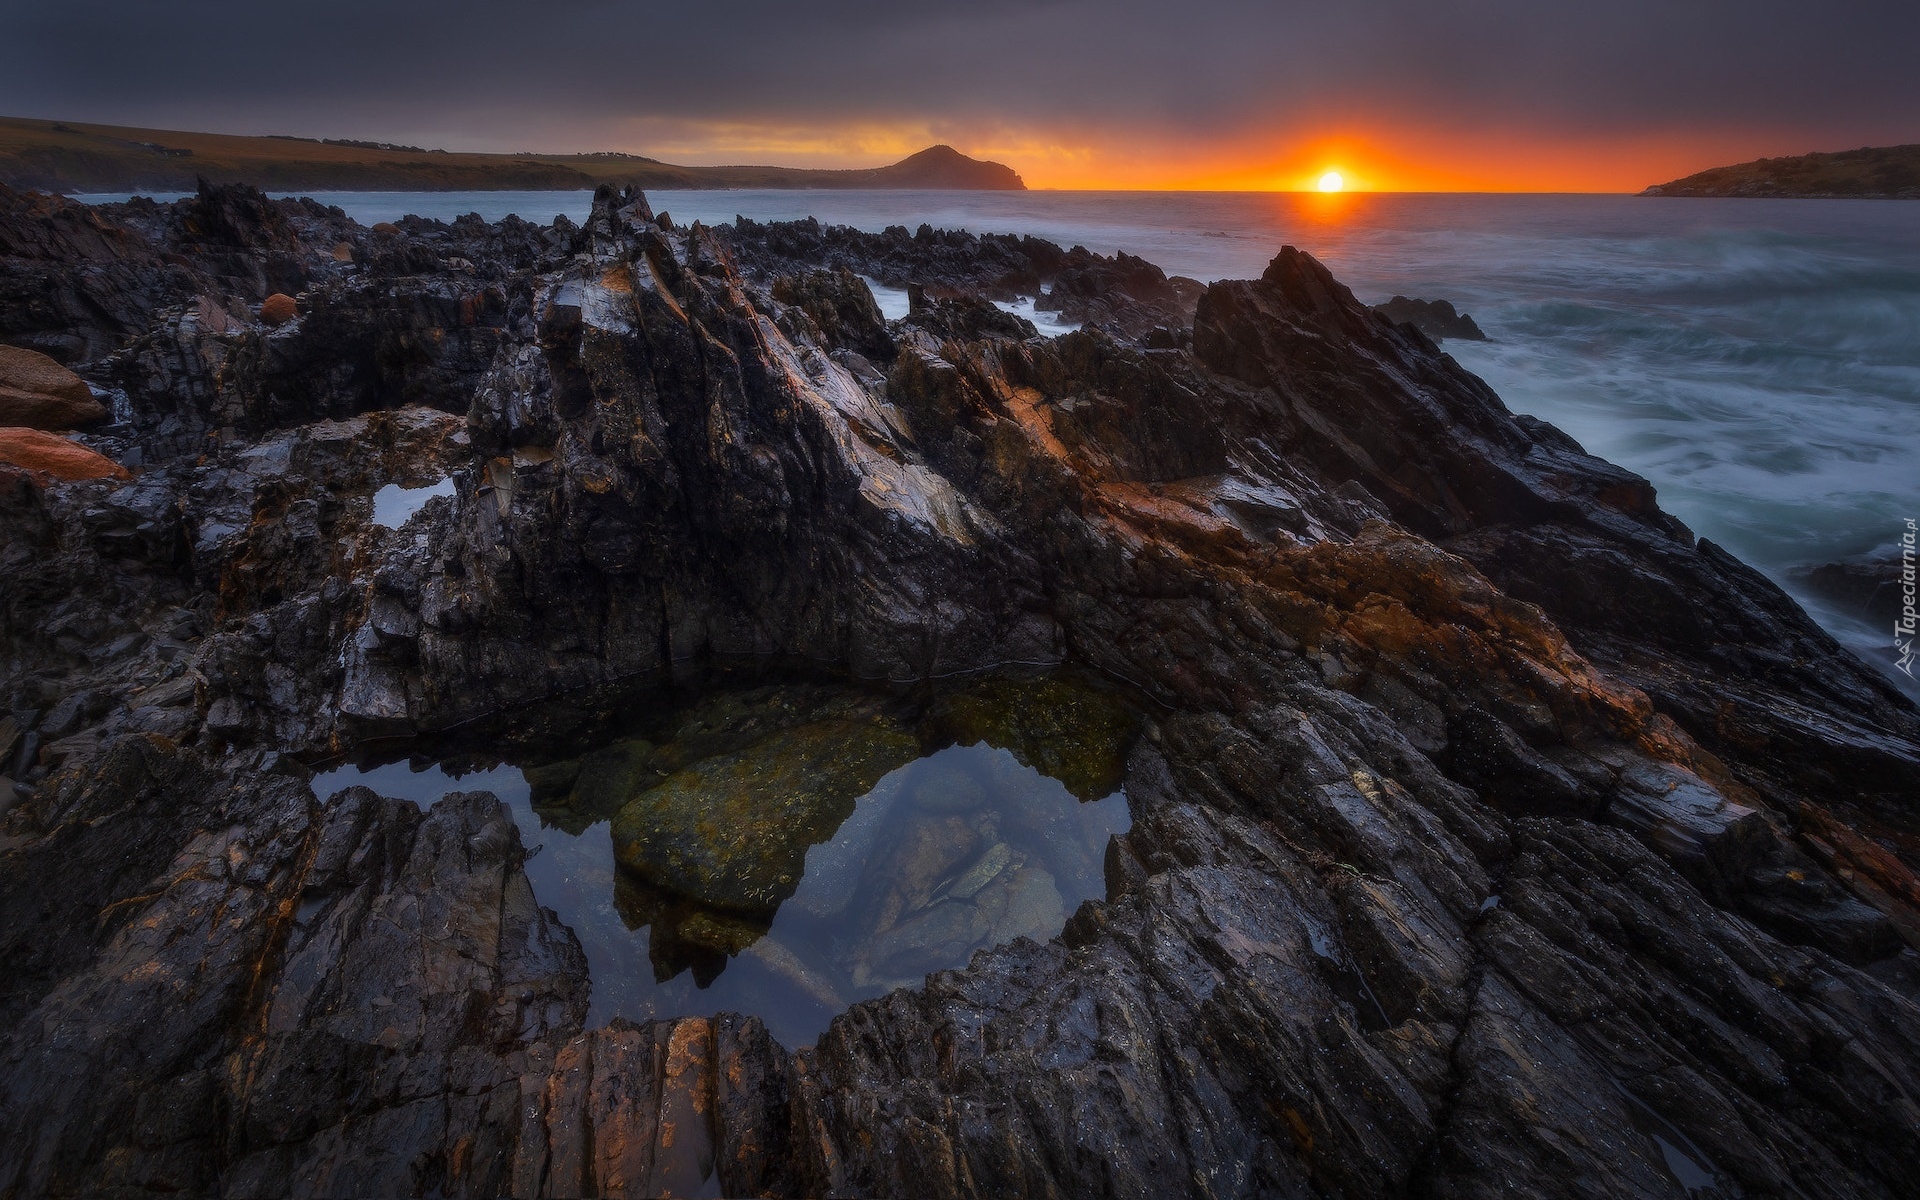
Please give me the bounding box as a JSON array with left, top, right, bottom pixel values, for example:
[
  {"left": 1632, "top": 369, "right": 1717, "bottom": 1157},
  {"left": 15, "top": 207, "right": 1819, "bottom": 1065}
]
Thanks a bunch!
[{"left": 80, "top": 189, "right": 1920, "bottom": 696}]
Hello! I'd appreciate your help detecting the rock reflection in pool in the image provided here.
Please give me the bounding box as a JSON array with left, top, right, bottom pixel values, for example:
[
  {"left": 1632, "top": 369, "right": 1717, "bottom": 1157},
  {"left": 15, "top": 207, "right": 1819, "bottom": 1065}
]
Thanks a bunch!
[{"left": 307, "top": 704, "right": 1130, "bottom": 1050}]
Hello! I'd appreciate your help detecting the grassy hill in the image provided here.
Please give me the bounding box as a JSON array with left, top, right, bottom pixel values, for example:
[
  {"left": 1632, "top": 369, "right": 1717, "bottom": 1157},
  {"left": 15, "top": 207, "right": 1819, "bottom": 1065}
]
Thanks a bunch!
[
  {"left": 0, "top": 116, "right": 1025, "bottom": 193},
  {"left": 1643, "top": 144, "right": 1920, "bottom": 198}
]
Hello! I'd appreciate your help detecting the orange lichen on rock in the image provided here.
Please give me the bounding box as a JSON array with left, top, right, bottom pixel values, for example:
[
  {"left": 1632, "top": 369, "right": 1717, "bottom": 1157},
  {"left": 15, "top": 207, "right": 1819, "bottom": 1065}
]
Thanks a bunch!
[
  {"left": 259, "top": 293, "right": 298, "bottom": 325},
  {"left": 0, "top": 426, "right": 131, "bottom": 482},
  {"left": 1799, "top": 803, "right": 1920, "bottom": 949}
]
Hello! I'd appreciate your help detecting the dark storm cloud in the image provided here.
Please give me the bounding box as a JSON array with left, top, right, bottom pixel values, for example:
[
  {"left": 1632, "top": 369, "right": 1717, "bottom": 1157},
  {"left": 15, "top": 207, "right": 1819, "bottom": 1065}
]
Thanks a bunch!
[{"left": 2, "top": 0, "right": 1915, "bottom": 146}]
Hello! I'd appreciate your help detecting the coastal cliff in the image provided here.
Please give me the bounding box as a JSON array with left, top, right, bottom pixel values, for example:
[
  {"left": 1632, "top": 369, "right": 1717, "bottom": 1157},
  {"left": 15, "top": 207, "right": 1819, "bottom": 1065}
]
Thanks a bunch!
[
  {"left": 0, "top": 116, "right": 1026, "bottom": 194},
  {"left": 1, "top": 181, "right": 1917, "bottom": 1198},
  {"left": 1644, "top": 143, "right": 1920, "bottom": 198}
]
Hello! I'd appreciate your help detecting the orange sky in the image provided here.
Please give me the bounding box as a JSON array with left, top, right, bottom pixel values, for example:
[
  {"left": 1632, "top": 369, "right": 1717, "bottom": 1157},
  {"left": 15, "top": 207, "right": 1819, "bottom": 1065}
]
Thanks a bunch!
[
  {"left": 605, "top": 115, "right": 1824, "bottom": 193},
  {"left": 1034, "top": 129, "right": 1773, "bottom": 192}
]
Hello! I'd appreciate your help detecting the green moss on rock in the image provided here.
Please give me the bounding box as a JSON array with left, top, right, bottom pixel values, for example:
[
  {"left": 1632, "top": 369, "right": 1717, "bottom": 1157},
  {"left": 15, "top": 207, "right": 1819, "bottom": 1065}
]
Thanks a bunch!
[
  {"left": 921, "top": 673, "right": 1135, "bottom": 800},
  {"left": 611, "top": 715, "right": 919, "bottom": 915}
]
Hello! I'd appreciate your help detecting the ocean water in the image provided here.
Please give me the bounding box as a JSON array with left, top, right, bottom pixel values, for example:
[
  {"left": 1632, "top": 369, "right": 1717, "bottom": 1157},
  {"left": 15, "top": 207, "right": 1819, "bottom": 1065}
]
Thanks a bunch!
[{"left": 80, "top": 189, "right": 1920, "bottom": 692}]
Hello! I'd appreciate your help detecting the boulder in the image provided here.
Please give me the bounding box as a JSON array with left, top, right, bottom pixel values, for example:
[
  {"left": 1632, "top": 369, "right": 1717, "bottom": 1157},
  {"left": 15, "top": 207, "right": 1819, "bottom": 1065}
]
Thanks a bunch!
[
  {"left": 0, "top": 345, "right": 105, "bottom": 430},
  {"left": 258, "top": 293, "right": 298, "bottom": 325},
  {"left": 0, "top": 427, "right": 130, "bottom": 482}
]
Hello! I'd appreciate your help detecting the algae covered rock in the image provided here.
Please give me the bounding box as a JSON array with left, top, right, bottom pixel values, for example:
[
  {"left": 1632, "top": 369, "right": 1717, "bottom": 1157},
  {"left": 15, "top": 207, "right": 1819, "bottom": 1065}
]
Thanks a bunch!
[
  {"left": 648, "top": 684, "right": 892, "bottom": 775},
  {"left": 611, "top": 715, "right": 919, "bottom": 916},
  {"left": 920, "top": 672, "right": 1135, "bottom": 800},
  {"left": 528, "top": 686, "right": 891, "bottom": 833}
]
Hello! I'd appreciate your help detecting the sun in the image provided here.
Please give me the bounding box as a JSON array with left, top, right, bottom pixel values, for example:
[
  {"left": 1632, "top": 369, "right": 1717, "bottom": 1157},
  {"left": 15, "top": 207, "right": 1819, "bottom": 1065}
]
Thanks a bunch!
[{"left": 1317, "top": 170, "right": 1344, "bottom": 193}]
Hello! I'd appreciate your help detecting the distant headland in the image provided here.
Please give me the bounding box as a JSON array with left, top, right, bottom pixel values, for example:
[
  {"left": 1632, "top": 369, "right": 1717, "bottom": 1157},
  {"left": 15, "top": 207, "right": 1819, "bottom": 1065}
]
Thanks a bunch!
[
  {"left": 0, "top": 115, "right": 1026, "bottom": 193},
  {"left": 1642, "top": 143, "right": 1920, "bottom": 198}
]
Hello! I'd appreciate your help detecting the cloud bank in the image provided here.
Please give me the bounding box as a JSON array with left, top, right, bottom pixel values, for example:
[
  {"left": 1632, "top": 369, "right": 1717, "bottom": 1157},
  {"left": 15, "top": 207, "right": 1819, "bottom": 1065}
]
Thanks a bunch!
[{"left": 4, "top": 0, "right": 1914, "bottom": 187}]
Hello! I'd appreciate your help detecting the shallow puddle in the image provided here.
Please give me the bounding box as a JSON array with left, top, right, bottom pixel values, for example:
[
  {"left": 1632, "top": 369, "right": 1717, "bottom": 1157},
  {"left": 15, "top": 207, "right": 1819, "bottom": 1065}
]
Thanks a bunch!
[
  {"left": 371, "top": 477, "right": 455, "bottom": 528},
  {"left": 857, "top": 277, "right": 1081, "bottom": 338},
  {"left": 309, "top": 676, "right": 1132, "bottom": 1048}
]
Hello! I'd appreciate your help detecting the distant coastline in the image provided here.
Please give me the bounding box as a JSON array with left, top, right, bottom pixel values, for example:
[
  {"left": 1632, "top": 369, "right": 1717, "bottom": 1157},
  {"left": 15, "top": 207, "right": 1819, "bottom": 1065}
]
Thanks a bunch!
[
  {"left": 1642, "top": 143, "right": 1920, "bottom": 198},
  {"left": 0, "top": 115, "right": 1026, "bottom": 193}
]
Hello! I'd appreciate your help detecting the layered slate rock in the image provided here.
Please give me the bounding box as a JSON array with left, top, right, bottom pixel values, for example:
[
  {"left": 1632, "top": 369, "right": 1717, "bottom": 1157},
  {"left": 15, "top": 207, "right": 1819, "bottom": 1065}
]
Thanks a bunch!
[{"left": 0, "top": 183, "right": 1917, "bottom": 1199}]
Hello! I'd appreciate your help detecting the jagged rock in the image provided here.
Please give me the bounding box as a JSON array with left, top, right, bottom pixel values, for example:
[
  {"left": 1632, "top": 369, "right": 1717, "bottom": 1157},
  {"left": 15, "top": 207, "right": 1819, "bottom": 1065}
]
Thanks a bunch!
[
  {"left": 725, "top": 216, "right": 1201, "bottom": 341},
  {"left": 771, "top": 267, "right": 894, "bottom": 360},
  {"left": 1374, "top": 294, "right": 1489, "bottom": 341},
  {"left": 0, "top": 183, "right": 1916, "bottom": 1199}
]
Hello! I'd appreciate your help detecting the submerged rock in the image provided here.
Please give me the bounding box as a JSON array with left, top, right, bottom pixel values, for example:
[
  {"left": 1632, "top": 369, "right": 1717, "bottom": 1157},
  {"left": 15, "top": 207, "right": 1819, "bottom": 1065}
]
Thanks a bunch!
[
  {"left": 611, "top": 716, "right": 920, "bottom": 915},
  {"left": 920, "top": 672, "right": 1135, "bottom": 800}
]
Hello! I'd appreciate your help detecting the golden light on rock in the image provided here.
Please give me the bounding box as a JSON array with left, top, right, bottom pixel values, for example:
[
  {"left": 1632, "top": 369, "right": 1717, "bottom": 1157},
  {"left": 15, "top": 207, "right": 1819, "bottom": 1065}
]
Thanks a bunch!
[{"left": 1318, "top": 170, "right": 1344, "bottom": 192}]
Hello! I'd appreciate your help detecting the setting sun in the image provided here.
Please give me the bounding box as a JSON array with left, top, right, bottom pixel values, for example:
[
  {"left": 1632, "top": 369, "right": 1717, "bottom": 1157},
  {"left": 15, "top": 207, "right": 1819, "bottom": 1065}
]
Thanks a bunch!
[{"left": 1317, "top": 169, "right": 1344, "bottom": 192}]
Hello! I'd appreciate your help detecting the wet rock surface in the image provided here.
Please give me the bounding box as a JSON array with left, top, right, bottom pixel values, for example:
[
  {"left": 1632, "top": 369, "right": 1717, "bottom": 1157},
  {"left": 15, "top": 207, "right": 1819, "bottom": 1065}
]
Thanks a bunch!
[{"left": 0, "top": 182, "right": 1917, "bottom": 1198}]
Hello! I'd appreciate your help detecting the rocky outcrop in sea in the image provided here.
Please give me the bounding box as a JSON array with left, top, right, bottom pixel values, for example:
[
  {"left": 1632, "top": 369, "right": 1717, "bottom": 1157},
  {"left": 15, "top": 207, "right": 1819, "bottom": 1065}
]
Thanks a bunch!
[{"left": 1, "top": 179, "right": 1918, "bottom": 1198}]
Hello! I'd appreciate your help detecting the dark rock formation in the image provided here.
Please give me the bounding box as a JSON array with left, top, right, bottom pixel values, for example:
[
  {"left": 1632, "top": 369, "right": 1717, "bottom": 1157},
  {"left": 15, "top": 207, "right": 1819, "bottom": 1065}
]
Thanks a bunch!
[
  {"left": 1374, "top": 295, "right": 1488, "bottom": 341},
  {"left": 1, "top": 182, "right": 1918, "bottom": 1199},
  {"left": 1644, "top": 143, "right": 1920, "bottom": 198},
  {"left": 725, "top": 216, "right": 1204, "bottom": 341}
]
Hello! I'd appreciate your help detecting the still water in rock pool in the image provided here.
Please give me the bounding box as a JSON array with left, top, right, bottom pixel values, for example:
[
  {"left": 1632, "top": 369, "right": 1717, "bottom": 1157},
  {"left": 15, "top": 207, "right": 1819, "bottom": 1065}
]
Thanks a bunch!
[{"left": 308, "top": 680, "right": 1132, "bottom": 1048}]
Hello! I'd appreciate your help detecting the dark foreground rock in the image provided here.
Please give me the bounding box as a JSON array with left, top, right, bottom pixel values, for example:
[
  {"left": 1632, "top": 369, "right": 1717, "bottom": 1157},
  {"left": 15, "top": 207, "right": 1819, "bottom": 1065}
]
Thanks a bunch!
[{"left": 1, "top": 182, "right": 1918, "bottom": 1198}]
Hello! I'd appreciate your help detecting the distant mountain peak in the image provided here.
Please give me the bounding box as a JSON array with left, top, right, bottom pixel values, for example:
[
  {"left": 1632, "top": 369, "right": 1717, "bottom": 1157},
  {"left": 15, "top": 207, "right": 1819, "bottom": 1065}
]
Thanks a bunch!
[{"left": 876, "top": 145, "right": 1025, "bottom": 190}]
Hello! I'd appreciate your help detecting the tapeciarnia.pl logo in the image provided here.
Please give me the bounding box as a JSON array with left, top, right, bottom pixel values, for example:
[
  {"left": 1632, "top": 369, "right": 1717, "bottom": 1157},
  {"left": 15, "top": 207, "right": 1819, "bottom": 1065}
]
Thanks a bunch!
[{"left": 1899, "top": 518, "right": 1917, "bottom": 678}]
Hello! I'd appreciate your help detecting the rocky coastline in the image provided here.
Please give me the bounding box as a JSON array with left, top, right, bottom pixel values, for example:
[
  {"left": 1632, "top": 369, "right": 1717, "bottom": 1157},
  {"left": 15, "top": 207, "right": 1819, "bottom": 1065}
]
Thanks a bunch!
[
  {"left": 1, "top": 180, "right": 1918, "bottom": 1198},
  {"left": 1642, "top": 143, "right": 1920, "bottom": 198}
]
